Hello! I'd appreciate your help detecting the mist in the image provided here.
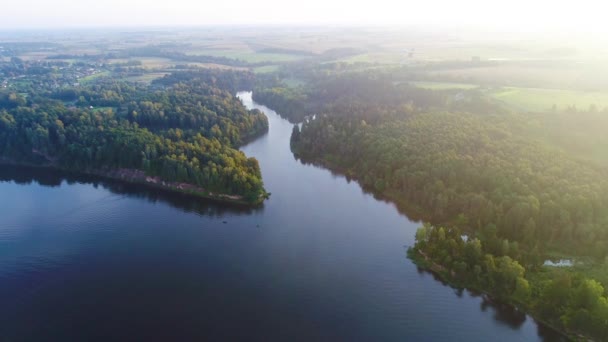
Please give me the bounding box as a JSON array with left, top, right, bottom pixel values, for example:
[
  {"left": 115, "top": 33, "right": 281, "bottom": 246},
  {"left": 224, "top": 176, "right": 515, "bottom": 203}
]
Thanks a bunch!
[{"left": 2, "top": 0, "right": 606, "bottom": 34}]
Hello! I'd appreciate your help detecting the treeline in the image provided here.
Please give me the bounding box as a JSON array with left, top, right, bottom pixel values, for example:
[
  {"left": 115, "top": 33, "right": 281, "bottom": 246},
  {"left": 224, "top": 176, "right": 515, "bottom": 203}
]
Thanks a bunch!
[
  {"left": 293, "top": 110, "right": 608, "bottom": 254},
  {"left": 254, "top": 61, "right": 608, "bottom": 338},
  {"left": 0, "top": 71, "right": 268, "bottom": 202},
  {"left": 253, "top": 72, "right": 447, "bottom": 123},
  {"left": 126, "top": 46, "right": 251, "bottom": 66},
  {"left": 253, "top": 67, "right": 504, "bottom": 123},
  {"left": 411, "top": 224, "right": 608, "bottom": 340},
  {"left": 153, "top": 69, "right": 256, "bottom": 94},
  {"left": 48, "top": 71, "right": 266, "bottom": 147},
  {"left": 284, "top": 67, "right": 608, "bottom": 339},
  {"left": 46, "top": 46, "right": 252, "bottom": 67},
  {"left": 252, "top": 87, "right": 309, "bottom": 122}
]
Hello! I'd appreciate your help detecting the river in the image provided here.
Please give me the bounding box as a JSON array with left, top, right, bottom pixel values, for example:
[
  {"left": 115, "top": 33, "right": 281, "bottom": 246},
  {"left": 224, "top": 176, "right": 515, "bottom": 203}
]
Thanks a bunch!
[{"left": 0, "top": 92, "right": 563, "bottom": 341}]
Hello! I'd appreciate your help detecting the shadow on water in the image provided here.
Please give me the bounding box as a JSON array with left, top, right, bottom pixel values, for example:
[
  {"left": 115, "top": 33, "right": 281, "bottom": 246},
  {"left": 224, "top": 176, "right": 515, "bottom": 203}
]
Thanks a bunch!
[
  {"left": 0, "top": 164, "right": 262, "bottom": 217},
  {"left": 293, "top": 155, "right": 428, "bottom": 222},
  {"left": 415, "top": 266, "right": 569, "bottom": 341},
  {"left": 247, "top": 92, "right": 568, "bottom": 342}
]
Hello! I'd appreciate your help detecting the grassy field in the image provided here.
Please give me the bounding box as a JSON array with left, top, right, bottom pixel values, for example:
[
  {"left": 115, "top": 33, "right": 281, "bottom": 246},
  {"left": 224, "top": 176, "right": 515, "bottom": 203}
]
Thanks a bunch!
[
  {"left": 193, "top": 49, "right": 305, "bottom": 63},
  {"left": 412, "top": 81, "right": 480, "bottom": 90},
  {"left": 428, "top": 62, "right": 608, "bottom": 90},
  {"left": 339, "top": 52, "right": 404, "bottom": 64},
  {"left": 108, "top": 57, "right": 245, "bottom": 71},
  {"left": 135, "top": 57, "right": 174, "bottom": 69},
  {"left": 412, "top": 82, "right": 608, "bottom": 113},
  {"left": 17, "top": 52, "right": 55, "bottom": 61},
  {"left": 253, "top": 65, "right": 280, "bottom": 73},
  {"left": 489, "top": 87, "right": 608, "bottom": 112},
  {"left": 79, "top": 71, "right": 110, "bottom": 83},
  {"left": 124, "top": 72, "right": 169, "bottom": 84},
  {"left": 176, "top": 63, "right": 247, "bottom": 70}
]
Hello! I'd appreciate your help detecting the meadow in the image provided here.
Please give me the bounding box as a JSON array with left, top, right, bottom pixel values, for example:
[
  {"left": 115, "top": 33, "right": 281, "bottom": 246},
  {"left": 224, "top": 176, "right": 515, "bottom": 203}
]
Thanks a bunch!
[
  {"left": 489, "top": 87, "right": 608, "bottom": 111},
  {"left": 411, "top": 81, "right": 479, "bottom": 90},
  {"left": 194, "top": 49, "right": 306, "bottom": 63}
]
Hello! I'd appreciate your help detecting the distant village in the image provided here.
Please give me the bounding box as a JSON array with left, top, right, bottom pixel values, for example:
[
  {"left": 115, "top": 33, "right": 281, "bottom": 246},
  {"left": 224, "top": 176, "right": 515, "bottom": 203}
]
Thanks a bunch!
[
  {"left": 0, "top": 43, "right": 111, "bottom": 91},
  {"left": 0, "top": 58, "right": 106, "bottom": 91}
]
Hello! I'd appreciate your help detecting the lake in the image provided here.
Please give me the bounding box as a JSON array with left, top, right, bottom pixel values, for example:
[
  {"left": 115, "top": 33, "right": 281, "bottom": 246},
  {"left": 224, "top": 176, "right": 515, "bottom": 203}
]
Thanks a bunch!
[{"left": 0, "top": 92, "right": 564, "bottom": 341}]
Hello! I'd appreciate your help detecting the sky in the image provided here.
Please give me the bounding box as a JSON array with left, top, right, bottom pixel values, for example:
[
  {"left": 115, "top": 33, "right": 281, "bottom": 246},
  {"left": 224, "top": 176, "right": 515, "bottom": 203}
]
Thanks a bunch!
[{"left": 1, "top": 0, "right": 606, "bottom": 33}]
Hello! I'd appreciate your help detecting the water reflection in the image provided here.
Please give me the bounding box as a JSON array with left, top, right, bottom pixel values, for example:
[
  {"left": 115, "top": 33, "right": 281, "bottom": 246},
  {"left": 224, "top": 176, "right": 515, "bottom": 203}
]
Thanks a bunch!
[
  {"left": 0, "top": 93, "right": 568, "bottom": 341},
  {"left": 0, "top": 164, "right": 261, "bottom": 217},
  {"left": 294, "top": 155, "right": 427, "bottom": 222},
  {"left": 241, "top": 91, "right": 565, "bottom": 342},
  {"left": 415, "top": 266, "right": 568, "bottom": 341},
  {"left": 479, "top": 296, "right": 527, "bottom": 330}
]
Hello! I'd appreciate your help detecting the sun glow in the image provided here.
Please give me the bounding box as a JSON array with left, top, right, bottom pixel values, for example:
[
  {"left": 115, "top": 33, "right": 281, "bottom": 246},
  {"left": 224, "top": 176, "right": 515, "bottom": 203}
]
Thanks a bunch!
[{"left": 1, "top": 0, "right": 606, "bottom": 33}]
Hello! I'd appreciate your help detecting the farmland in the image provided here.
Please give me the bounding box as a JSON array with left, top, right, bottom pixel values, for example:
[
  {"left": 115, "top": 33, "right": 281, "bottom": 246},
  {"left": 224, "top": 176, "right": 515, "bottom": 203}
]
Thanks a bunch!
[
  {"left": 192, "top": 49, "right": 306, "bottom": 63},
  {"left": 488, "top": 86, "right": 608, "bottom": 112},
  {"left": 411, "top": 81, "right": 479, "bottom": 90}
]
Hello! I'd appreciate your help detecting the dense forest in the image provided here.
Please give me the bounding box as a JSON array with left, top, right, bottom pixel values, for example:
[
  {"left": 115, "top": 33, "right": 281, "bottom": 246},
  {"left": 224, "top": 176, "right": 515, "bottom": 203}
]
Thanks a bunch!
[
  {"left": 253, "top": 67, "right": 503, "bottom": 123},
  {"left": 254, "top": 66, "right": 608, "bottom": 339},
  {"left": 293, "top": 110, "right": 608, "bottom": 253},
  {"left": 411, "top": 224, "right": 608, "bottom": 339},
  {"left": 0, "top": 69, "right": 269, "bottom": 203}
]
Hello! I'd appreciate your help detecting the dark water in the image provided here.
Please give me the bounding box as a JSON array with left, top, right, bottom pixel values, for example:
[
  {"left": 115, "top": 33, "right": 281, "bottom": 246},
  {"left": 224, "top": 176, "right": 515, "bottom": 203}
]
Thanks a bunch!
[{"left": 0, "top": 92, "right": 563, "bottom": 341}]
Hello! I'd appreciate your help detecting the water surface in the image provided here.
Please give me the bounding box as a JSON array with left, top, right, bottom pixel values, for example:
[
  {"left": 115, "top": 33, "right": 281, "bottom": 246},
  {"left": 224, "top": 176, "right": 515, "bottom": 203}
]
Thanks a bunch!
[{"left": 0, "top": 92, "right": 563, "bottom": 341}]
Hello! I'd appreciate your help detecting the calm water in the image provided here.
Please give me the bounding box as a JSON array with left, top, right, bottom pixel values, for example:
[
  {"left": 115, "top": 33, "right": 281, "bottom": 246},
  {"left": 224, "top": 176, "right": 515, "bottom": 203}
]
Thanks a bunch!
[{"left": 0, "top": 92, "right": 563, "bottom": 341}]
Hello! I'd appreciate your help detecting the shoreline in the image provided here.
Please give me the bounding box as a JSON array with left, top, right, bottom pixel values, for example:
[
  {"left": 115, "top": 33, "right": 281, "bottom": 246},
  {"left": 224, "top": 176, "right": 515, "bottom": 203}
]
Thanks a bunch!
[
  {"left": 0, "top": 159, "right": 267, "bottom": 206},
  {"left": 292, "top": 153, "right": 580, "bottom": 341},
  {"left": 292, "top": 153, "right": 429, "bottom": 220},
  {"left": 407, "top": 249, "right": 579, "bottom": 342}
]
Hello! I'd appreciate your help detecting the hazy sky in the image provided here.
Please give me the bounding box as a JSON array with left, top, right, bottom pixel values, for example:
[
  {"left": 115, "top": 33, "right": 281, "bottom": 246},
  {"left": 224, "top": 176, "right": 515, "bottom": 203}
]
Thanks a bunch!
[{"left": 1, "top": 0, "right": 605, "bottom": 32}]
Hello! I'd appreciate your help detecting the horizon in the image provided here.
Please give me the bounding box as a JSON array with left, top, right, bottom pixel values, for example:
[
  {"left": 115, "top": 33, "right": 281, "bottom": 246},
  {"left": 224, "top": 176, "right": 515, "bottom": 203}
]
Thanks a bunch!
[
  {"left": 2, "top": 5, "right": 608, "bottom": 341},
  {"left": 1, "top": 0, "right": 606, "bottom": 34}
]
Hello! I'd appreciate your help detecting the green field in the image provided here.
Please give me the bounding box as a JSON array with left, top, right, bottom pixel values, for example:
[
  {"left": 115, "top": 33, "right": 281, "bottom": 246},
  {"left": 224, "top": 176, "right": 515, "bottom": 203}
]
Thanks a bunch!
[
  {"left": 134, "top": 57, "right": 174, "bottom": 69},
  {"left": 340, "top": 52, "right": 404, "bottom": 64},
  {"left": 195, "top": 49, "right": 305, "bottom": 63},
  {"left": 489, "top": 87, "right": 608, "bottom": 112},
  {"left": 429, "top": 62, "right": 608, "bottom": 91},
  {"left": 124, "top": 72, "right": 169, "bottom": 84},
  {"left": 252, "top": 65, "right": 279, "bottom": 74},
  {"left": 412, "top": 81, "right": 480, "bottom": 90},
  {"left": 80, "top": 71, "right": 110, "bottom": 83}
]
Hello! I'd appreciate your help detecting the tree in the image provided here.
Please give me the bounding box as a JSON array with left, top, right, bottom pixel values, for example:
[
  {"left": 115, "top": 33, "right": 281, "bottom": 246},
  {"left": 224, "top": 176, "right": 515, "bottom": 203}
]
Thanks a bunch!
[{"left": 513, "top": 277, "right": 531, "bottom": 302}]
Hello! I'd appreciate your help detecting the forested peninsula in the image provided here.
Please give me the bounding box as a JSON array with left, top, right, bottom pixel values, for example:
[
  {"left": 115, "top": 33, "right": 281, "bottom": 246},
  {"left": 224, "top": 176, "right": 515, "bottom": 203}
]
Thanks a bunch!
[{"left": 0, "top": 68, "right": 269, "bottom": 204}]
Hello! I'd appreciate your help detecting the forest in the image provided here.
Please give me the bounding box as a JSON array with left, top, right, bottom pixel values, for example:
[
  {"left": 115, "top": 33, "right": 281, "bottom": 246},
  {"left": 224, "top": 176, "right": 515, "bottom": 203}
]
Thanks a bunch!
[
  {"left": 292, "top": 109, "right": 608, "bottom": 252},
  {"left": 411, "top": 224, "right": 608, "bottom": 339},
  {"left": 3, "top": 31, "right": 608, "bottom": 337},
  {"left": 253, "top": 65, "right": 504, "bottom": 123},
  {"left": 253, "top": 65, "right": 608, "bottom": 339},
  {"left": 0, "top": 69, "right": 269, "bottom": 203}
]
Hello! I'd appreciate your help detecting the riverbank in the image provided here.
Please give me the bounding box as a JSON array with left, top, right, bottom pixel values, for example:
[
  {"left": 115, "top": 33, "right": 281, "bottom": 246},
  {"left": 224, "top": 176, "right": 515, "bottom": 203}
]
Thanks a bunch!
[
  {"left": 0, "top": 158, "right": 268, "bottom": 206},
  {"left": 292, "top": 155, "right": 584, "bottom": 342},
  {"left": 292, "top": 153, "right": 430, "bottom": 221},
  {"left": 407, "top": 248, "right": 582, "bottom": 342},
  {"left": 90, "top": 168, "right": 268, "bottom": 206}
]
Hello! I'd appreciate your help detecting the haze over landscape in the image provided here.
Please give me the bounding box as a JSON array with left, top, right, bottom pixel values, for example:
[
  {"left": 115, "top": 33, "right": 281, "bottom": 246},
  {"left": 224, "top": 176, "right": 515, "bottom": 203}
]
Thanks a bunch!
[
  {"left": 2, "top": 0, "right": 607, "bottom": 33},
  {"left": 1, "top": 1, "right": 608, "bottom": 341}
]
